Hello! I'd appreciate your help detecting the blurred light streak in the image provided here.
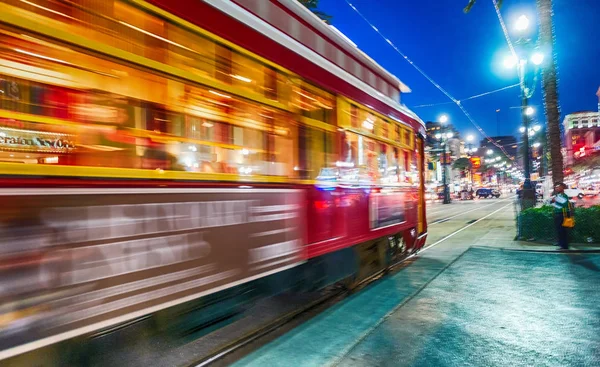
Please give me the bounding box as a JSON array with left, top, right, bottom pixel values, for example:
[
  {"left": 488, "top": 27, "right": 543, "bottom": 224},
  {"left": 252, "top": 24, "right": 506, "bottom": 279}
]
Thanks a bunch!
[
  {"left": 20, "top": 0, "right": 77, "bottom": 21},
  {"left": 118, "top": 21, "right": 194, "bottom": 53},
  {"left": 14, "top": 48, "right": 71, "bottom": 65}
]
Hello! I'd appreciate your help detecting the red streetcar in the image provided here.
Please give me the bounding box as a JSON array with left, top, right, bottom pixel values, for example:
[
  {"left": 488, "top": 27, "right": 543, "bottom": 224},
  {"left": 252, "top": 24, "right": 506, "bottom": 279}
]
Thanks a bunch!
[{"left": 0, "top": 0, "right": 426, "bottom": 362}]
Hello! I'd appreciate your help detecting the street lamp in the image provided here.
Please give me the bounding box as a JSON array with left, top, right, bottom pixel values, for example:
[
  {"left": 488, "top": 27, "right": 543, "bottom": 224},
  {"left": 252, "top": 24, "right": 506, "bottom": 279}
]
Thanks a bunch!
[
  {"left": 436, "top": 116, "right": 452, "bottom": 205},
  {"left": 515, "top": 15, "right": 530, "bottom": 31},
  {"left": 467, "top": 135, "right": 474, "bottom": 142},
  {"left": 487, "top": 149, "right": 494, "bottom": 155},
  {"left": 531, "top": 52, "right": 544, "bottom": 66},
  {"left": 525, "top": 106, "right": 535, "bottom": 116},
  {"left": 504, "top": 55, "right": 518, "bottom": 69},
  {"left": 502, "top": 14, "right": 545, "bottom": 210}
]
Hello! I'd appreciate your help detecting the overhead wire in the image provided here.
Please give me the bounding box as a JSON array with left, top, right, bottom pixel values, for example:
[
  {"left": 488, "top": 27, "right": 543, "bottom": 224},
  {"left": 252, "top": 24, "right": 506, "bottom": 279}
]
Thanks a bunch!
[
  {"left": 343, "top": 0, "right": 518, "bottom": 166},
  {"left": 492, "top": 0, "right": 517, "bottom": 59},
  {"left": 412, "top": 83, "right": 520, "bottom": 108}
]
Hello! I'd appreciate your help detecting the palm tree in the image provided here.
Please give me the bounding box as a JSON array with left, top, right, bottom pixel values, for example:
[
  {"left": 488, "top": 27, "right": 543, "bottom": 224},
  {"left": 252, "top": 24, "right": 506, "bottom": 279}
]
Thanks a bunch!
[
  {"left": 453, "top": 157, "right": 472, "bottom": 172},
  {"left": 453, "top": 157, "right": 473, "bottom": 184},
  {"left": 298, "top": 0, "right": 332, "bottom": 23},
  {"left": 464, "top": 0, "right": 564, "bottom": 186},
  {"left": 536, "top": 0, "right": 564, "bottom": 185}
]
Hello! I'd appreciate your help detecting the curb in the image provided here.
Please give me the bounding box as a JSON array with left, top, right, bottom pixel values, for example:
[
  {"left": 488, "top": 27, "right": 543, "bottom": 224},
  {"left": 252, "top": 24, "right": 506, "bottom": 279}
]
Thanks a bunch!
[{"left": 472, "top": 245, "right": 600, "bottom": 254}]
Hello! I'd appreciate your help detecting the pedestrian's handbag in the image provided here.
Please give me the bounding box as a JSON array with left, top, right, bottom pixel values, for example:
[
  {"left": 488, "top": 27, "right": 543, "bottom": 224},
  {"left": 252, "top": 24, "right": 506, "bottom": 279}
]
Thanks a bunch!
[{"left": 562, "top": 206, "right": 575, "bottom": 228}]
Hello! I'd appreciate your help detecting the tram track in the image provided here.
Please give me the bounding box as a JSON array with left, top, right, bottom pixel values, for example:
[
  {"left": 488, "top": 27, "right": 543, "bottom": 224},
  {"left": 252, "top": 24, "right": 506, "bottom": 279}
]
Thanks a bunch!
[
  {"left": 427, "top": 198, "right": 511, "bottom": 226},
  {"left": 189, "top": 198, "right": 515, "bottom": 366}
]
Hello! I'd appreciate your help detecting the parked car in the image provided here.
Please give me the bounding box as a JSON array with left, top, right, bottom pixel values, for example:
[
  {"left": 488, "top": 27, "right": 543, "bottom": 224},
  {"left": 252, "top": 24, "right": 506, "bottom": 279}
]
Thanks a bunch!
[
  {"left": 583, "top": 187, "right": 599, "bottom": 197},
  {"left": 476, "top": 188, "right": 500, "bottom": 199},
  {"left": 565, "top": 187, "right": 585, "bottom": 200}
]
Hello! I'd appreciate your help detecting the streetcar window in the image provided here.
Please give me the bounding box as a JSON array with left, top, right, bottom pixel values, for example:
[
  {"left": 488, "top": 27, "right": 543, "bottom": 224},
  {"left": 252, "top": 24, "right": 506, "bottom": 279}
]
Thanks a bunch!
[
  {"left": 0, "top": 28, "right": 304, "bottom": 177},
  {"left": 350, "top": 104, "right": 359, "bottom": 129},
  {"left": 0, "top": 0, "right": 416, "bottom": 185},
  {"left": 215, "top": 45, "right": 234, "bottom": 84},
  {"left": 291, "top": 85, "right": 335, "bottom": 125},
  {"left": 15, "top": 0, "right": 293, "bottom": 107},
  {"left": 298, "top": 126, "right": 334, "bottom": 180},
  {"left": 264, "top": 67, "right": 278, "bottom": 100}
]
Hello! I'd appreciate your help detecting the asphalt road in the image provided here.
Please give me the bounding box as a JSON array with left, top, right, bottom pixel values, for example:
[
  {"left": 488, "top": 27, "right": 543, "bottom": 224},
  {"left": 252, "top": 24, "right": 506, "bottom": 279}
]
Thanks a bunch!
[{"left": 232, "top": 197, "right": 600, "bottom": 367}]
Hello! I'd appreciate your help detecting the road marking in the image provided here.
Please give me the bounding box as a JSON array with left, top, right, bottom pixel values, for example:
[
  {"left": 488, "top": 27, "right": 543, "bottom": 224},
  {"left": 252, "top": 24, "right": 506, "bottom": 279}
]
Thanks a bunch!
[
  {"left": 421, "top": 202, "right": 513, "bottom": 253},
  {"left": 428, "top": 198, "right": 511, "bottom": 226}
]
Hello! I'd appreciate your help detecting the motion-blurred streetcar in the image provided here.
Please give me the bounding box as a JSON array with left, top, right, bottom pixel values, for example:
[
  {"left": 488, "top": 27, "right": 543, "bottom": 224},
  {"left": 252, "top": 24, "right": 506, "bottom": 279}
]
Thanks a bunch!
[{"left": 0, "top": 0, "right": 427, "bottom": 363}]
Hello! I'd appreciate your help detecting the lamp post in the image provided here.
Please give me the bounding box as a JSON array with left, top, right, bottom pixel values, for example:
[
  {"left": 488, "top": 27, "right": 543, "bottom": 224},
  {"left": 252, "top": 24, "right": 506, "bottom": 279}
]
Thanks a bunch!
[
  {"left": 465, "top": 135, "right": 476, "bottom": 188},
  {"left": 503, "top": 15, "right": 544, "bottom": 210},
  {"left": 435, "top": 115, "right": 452, "bottom": 204}
]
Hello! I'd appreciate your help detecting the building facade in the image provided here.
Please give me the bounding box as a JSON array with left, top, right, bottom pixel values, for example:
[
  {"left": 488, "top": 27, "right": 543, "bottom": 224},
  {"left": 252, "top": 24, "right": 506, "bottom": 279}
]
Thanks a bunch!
[{"left": 563, "top": 111, "right": 600, "bottom": 165}]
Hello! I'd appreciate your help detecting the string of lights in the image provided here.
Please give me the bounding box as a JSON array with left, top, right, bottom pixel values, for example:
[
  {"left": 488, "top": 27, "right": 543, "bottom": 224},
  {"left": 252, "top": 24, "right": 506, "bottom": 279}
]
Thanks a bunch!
[
  {"left": 343, "top": 0, "right": 518, "bottom": 167},
  {"left": 412, "top": 83, "right": 520, "bottom": 108}
]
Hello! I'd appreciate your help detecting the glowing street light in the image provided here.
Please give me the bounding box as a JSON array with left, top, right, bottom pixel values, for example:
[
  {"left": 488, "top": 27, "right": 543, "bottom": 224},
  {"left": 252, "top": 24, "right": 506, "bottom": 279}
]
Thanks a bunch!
[
  {"left": 515, "top": 15, "right": 530, "bottom": 32},
  {"left": 504, "top": 54, "right": 518, "bottom": 69},
  {"left": 519, "top": 126, "right": 526, "bottom": 133},
  {"left": 446, "top": 132, "right": 454, "bottom": 139},
  {"left": 435, "top": 133, "right": 442, "bottom": 139},
  {"left": 531, "top": 52, "right": 544, "bottom": 66},
  {"left": 533, "top": 125, "right": 542, "bottom": 132},
  {"left": 466, "top": 135, "right": 474, "bottom": 142},
  {"left": 439, "top": 114, "right": 448, "bottom": 124},
  {"left": 487, "top": 149, "right": 494, "bottom": 155},
  {"left": 533, "top": 142, "right": 541, "bottom": 148},
  {"left": 495, "top": 156, "right": 502, "bottom": 161},
  {"left": 525, "top": 106, "right": 535, "bottom": 116}
]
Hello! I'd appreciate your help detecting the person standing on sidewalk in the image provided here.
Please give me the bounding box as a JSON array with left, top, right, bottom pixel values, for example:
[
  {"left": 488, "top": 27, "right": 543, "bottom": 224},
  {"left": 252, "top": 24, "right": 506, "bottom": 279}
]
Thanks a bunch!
[{"left": 551, "top": 183, "right": 572, "bottom": 250}]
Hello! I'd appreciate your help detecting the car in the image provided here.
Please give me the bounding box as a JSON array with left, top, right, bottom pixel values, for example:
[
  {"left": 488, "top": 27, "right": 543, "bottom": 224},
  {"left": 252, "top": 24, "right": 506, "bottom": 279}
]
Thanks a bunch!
[
  {"left": 476, "top": 188, "right": 500, "bottom": 199},
  {"left": 564, "top": 188, "right": 584, "bottom": 200},
  {"left": 583, "top": 187, "right": 599, "bottom": 197}
]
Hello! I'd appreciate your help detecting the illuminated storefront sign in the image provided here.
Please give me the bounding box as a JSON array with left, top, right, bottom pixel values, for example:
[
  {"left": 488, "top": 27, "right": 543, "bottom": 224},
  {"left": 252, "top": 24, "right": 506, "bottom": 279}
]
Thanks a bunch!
[
  {"left": 0, "top": 127, "right": 75, "bottom": 152},
  {"left": 70, "top": 103, "right": 130, "bottom": 125},
  {"left": 470, "top": 156, "right": 481, "bottom": 170}
]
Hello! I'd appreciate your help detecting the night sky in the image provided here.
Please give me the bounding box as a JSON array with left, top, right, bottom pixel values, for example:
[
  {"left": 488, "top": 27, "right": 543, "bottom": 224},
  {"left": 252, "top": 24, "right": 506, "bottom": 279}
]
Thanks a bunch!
[{"left": 318, "top": 0, "right": 600, "bottom": 144}]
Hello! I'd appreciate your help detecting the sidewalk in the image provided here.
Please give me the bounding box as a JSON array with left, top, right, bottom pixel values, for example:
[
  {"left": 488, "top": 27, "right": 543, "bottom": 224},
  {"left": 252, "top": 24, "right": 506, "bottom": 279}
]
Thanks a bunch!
[{"left": 232, "top": 202, "right": 600, "bottom": 367}]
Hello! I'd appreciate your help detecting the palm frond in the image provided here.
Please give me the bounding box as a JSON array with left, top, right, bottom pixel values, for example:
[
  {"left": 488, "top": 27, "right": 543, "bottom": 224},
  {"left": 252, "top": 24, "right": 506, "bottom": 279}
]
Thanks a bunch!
[
  {"left": 463, "top": 0, "right": 476, "bottom": 13},
  {"left": 464, "top": 0, "right": 503, "bottom": 13}
]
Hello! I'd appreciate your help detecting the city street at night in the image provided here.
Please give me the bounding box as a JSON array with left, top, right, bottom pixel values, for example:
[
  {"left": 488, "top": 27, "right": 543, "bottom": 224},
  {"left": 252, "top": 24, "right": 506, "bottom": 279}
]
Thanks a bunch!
[{"left": 0, "top": 0, "right": 599, "bottom": 366}]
